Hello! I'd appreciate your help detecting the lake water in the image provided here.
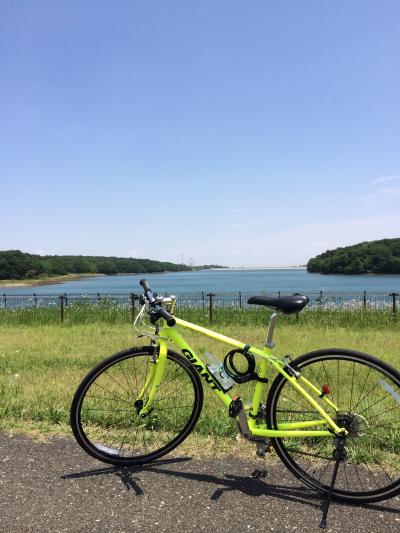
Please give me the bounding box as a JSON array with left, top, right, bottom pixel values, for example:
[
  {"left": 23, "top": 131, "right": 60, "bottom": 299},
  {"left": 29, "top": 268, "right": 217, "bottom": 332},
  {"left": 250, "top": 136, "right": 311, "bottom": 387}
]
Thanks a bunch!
[{"left": 2, "top": 269, "right": 400, "bottom": 295}]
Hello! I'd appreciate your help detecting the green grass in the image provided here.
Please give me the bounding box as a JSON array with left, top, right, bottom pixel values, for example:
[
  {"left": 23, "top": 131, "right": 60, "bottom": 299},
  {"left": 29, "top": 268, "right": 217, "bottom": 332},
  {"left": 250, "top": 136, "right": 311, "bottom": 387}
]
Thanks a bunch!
[{"left": 1, "top": 322, "right": 399, "bottom": 436}]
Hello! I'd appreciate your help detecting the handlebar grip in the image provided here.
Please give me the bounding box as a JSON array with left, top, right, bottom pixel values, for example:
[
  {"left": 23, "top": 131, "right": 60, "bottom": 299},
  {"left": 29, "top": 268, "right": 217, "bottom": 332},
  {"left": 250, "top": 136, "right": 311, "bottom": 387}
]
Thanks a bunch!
[
  {"left": 158, "top": 308, "right": 176, "bottom": 327},
  {"left": 140, "top": 278, "right": 150, "bottom": 291},
  {"left": 140, "top": 278, "right": 155, "bottom": 303}
]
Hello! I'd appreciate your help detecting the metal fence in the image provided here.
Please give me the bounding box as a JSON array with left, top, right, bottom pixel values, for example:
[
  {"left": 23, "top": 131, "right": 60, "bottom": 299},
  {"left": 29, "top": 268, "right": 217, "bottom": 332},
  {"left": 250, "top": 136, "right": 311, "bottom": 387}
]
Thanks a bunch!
[{"left": 1, "top": 291, "right": 399, "bottom": 324}]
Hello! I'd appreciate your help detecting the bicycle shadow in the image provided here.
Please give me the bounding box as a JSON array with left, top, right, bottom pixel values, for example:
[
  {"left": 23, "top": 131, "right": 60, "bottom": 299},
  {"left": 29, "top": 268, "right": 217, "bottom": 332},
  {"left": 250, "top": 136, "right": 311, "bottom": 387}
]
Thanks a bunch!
[
  {"left": 62, "top": 457, "right": 400, "bottom": 515},
  {"left": 62, "top": 456, "right": 191, "bottom": 497}
]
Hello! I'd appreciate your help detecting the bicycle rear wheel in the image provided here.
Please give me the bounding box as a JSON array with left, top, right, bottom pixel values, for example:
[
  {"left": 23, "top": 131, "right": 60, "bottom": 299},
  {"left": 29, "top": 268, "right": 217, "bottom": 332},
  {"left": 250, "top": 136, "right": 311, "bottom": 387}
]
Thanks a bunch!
[
  {"left": 71, "top": 346, "right": 203, "bottom": 466},
  {"left": 267, "top": 349, "right": 400, "bottom": 503}
]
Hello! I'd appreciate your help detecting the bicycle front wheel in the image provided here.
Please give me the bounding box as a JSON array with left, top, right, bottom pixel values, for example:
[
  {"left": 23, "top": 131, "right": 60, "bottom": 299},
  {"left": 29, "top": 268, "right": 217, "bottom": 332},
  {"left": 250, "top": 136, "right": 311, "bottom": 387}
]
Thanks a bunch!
[
  {"left": 71, "top": 346, "right": 203, "bottom": 466},
  {"left": 267, "top": 349, "right": 400, "bottom": 503}
]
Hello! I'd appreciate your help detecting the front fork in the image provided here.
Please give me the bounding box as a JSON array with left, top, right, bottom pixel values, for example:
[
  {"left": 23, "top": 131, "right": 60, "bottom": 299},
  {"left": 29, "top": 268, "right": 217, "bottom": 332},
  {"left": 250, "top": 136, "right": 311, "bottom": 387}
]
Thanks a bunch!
[{"left": 135, "top": 339, "right": 169, "bottom": 416}]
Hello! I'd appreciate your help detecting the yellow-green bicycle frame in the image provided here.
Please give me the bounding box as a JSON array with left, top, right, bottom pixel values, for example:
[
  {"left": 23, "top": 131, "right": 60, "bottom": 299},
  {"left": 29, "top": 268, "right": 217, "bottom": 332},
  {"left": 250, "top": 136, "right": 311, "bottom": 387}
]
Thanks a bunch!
[{"left": 139, "top": 315, "right": 347, "bottom": 439}]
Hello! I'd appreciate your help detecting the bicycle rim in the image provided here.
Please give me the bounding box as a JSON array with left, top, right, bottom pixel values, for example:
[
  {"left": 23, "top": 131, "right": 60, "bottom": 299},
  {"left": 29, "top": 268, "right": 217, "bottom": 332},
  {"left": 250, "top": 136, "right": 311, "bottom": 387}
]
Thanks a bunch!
[
  {"left": 71, "top": 347, "right": 203, "bottom": 465},
  {"left": 267, "top": 349, "right": 400, "bottom": 503}
]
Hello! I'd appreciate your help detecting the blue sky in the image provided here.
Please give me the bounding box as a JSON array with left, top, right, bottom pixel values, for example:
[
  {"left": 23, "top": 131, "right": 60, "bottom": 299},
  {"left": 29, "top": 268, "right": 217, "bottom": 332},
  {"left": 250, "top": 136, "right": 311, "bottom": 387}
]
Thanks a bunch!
[{"left": 1, "top": 1, "right": 399, "bottom": 267}]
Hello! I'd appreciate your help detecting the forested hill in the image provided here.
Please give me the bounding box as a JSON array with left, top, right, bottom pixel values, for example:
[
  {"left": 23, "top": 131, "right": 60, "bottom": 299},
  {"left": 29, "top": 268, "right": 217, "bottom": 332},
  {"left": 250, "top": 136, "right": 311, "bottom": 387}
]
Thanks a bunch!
[
  {"left": 0, "top": 250, "right": 222, "bottom": 279},
  {"left": 307, "top": 238, "right": 400, "bottom": 274}
]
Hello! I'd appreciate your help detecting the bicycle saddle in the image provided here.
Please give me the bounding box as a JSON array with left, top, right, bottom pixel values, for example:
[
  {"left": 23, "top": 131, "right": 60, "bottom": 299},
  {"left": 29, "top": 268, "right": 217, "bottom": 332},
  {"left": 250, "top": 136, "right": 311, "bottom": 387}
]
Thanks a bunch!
[{"left": 247, "top": 294, "right": 309, "bottom": 314}]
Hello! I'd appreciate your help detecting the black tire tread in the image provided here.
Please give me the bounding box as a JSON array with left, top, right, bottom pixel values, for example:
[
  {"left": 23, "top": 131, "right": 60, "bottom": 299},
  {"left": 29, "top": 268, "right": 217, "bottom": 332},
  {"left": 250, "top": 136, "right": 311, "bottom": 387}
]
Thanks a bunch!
[
  {"left": 70, "top": 346, "right": 203, "bottom": 466},
  {"left": 266, "top": 348, "right": 400, "bottom": 503}
]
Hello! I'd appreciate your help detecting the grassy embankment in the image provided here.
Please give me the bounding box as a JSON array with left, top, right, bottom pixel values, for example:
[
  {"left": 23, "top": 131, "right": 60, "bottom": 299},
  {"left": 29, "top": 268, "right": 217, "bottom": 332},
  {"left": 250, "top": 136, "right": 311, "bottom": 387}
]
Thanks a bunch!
[{"left": 1, "top": 321, "right": 399, "bottom": 456}]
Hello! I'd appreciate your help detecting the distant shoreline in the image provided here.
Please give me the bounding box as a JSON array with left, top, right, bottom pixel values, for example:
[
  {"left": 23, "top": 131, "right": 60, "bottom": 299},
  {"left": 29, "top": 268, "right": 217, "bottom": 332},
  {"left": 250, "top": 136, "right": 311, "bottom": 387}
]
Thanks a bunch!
[
  {"left": 0, "top": 273, "right": 106, "bottom": 289},
  {"left": 214, "top": 266, "right": 307, "bottom": 271},
  {"left": 0, "top": 267, "right": 307, "bottom": 288}
]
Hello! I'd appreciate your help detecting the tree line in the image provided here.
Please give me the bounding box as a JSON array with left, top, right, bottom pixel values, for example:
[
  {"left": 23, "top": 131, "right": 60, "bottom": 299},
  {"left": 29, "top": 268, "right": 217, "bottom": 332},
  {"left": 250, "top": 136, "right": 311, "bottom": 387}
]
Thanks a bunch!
[
  {"left": 0, "top": 250, "right": 218, "bottom": 279},
  {"left": 307, "top": 238, "right": 400, "bottom": 274}
]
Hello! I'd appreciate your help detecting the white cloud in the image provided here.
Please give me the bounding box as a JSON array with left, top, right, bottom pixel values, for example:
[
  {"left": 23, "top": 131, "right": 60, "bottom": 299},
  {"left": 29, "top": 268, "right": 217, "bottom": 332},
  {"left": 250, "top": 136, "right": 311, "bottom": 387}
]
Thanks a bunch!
[
  {"left": 363, "top": 186, "right": 400, "bottom": 204},
  {"left": 362, "top": 174, "right": 400, "bottom": 205},
  {"left": 274, "top": 214, "right": 400, "bottom": 261},
  {"left": 223, "top": 214, "right": 400, "bottom": 266},
  {"left": 372, "top": 174, "right": 400, "bottom": 185}
]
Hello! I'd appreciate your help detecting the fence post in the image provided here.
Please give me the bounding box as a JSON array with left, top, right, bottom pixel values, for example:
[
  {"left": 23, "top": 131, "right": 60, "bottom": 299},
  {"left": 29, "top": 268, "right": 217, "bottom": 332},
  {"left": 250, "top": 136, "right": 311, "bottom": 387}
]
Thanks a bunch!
[
  {"left": 130, "top": 293, "right": 136, "bottom": 323},
  {"left": 33, "top": 292, "right": 37, "bottom": 308},
  {"left": 64, "top": 292, "right": 68, "bottom": 306},
  {"left": 239, "top": 291, "right": 242, "bottom": 309},
  {"left": 207, "top": 293, "right": 215, "bottom": 323},
  {"left": 201, "top": 291, "right": 205, "bottom": 311},
  {"left": 59, "top": 295, "right": 65, "bottom": 323},
  {"left": 390, "top": 293, "right": 398, "bottom": 321},
  {"left": 97, "top": 292, "right": 101, "bottom": 304},
  {"left": 3, "top": 293, "right": 6, "bottom": 308},
  {"left": 363, "top": 291, "right": 367, "bottom": 310}
]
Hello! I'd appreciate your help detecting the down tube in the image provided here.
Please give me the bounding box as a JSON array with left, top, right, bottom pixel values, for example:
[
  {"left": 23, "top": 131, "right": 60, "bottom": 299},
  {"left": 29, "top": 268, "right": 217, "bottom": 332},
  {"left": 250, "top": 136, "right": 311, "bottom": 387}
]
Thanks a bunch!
[{"left": 164, "top": 327, "right": 232, "bottom": 409}]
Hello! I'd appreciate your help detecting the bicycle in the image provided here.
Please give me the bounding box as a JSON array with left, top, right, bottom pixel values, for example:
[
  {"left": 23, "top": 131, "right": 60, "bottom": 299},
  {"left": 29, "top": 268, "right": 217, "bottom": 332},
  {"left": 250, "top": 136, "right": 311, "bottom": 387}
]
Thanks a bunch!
[{"left": 71, "top": 279, "right": 400, "bottom": 528}]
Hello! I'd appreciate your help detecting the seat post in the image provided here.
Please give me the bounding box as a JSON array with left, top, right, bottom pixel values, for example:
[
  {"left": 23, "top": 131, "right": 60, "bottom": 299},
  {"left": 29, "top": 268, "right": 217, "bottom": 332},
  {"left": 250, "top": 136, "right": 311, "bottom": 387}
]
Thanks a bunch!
[{"left": 265, "top": 312, "right": 280, "bottom": 349}]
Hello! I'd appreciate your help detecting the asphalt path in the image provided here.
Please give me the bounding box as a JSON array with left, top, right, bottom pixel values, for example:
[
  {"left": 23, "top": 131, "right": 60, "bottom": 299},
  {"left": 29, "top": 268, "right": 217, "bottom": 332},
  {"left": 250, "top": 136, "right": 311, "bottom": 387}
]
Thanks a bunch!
[{"left": 1, "top": 432, "right": 399, "bottom": 532}]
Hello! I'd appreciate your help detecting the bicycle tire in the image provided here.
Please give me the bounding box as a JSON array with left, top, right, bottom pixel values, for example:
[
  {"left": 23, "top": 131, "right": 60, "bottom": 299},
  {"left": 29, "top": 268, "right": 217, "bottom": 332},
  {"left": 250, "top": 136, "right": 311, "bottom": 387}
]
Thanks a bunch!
[
  {"left": 266, "top": 349, "right": 400, "bottom": 503},
  {"left": 71, "top": 346, "right": 203, "bottom": 466}
]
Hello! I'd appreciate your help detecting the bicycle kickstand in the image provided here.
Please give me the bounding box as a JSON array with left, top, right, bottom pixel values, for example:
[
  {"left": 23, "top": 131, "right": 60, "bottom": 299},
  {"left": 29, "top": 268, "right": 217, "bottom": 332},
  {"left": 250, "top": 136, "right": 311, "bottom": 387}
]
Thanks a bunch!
[{"left": 319, "top": 436, "right": 345, "bottom": 529}]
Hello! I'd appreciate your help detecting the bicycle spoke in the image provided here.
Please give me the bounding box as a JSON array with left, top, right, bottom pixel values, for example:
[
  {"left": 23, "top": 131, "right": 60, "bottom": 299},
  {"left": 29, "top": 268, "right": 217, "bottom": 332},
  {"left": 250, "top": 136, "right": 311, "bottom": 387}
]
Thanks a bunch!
[
  {"left": 91, "top": 382, "right": 132, "bottom": 406},
  {"left": 351, "top": 366, "right": 372, "bottom": 412},
  {"left": 337, "top": 359, "right": 340, "bottom": 410},
  {"left": 84, "top": 407, "right": 133, "bottom": 413},
  {"left": 350, "top": 380, "right": 383, "bottom": 414},
  {"left": 74, "top": 349, "right": 200, "bottom": 461},
  {"left": 352, "top": 460, "right": 365, "bottom": 492},
  {"left": 351, "top": 440, "right": 381, "bottom": 488},
  {"left": 359, "top": 386, "right": 400, "bottom": 416},
  {"left": 301, "top": 440, "right": 330, "bottom": 475},
  {"left": 117, "top": 361, "right": 136, "bottom": 400},
  {"left": 86, "top": 393, "right": 133, "bottom": 404},
  {"left": 367, "top": 404, "right": 400, "bottom": 420},
  {"left": 131, "top": 355, "right": 139, "bottom": 395},
  {"left": 152, "top": 384, "right": 194, "bottom": 402},
  {"left": 104, "top": 369, "right": 132, "bottom": 399},
  {"left": 307, "top": 364, "right": 323, "bottom": 393},
  {"left": 157, "top": 370, "right": 189, "bottom": 394},
  {"left": 152, "top": 405, "right": 193, "bottom": 411},
  {"left": 321, "top": 359, "right": 336, "bottom": 406},
  {"left": 317, "top": 458, "right": 333, "bottom": 484},
  {"left": 349, "top": 361, "right": 356, "bottom": 411},
  {"left": 271, "top": 351, "right": 400, "bottom": 500},
  {"left": 280, "top": 393, "right": 311, "bottom": 413}
]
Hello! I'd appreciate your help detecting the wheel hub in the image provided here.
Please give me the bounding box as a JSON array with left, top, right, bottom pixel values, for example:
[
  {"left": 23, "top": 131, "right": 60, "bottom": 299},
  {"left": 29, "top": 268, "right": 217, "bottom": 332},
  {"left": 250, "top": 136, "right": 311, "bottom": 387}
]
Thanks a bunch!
[{"left": 335, "top": 412, "right": 369, "bottom": 437}]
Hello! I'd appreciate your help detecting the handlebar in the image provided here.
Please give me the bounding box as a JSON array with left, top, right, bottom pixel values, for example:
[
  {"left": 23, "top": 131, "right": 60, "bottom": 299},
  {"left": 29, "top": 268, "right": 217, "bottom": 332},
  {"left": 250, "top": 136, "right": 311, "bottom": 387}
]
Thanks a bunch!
[
  {"left": 139, "top": 278, "right": 176, "bottom": 327},
  {"left": 155, "top": 307, "right": 176, "bottom": 327}
]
